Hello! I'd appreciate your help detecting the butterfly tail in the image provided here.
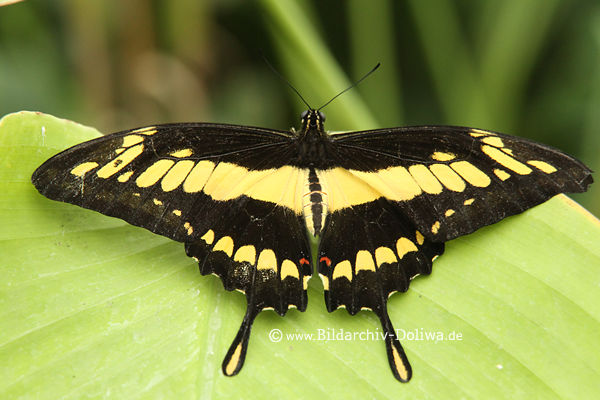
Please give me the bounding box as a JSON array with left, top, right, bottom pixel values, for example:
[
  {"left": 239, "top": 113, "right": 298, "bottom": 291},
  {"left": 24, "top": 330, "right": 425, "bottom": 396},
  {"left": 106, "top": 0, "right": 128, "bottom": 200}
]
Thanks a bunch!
[
  {"left": 376, "top": 303, "right": 412, "bottom": 383},
  {"left": 222, "top": 304, "right": 260, "bottom": 377}
]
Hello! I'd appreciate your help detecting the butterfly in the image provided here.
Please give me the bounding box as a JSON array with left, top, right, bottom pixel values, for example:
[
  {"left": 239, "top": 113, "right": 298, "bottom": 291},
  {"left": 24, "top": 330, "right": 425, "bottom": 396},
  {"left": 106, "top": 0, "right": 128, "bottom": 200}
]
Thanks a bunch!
[{"left": 31, "top": 103, "right": 593, "bottom": 382}]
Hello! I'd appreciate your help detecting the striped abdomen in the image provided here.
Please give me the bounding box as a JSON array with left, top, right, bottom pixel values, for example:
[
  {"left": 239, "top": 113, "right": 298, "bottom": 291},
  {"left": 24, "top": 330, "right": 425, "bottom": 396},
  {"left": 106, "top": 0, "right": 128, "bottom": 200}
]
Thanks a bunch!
[{"left": 303, "top": 168, "right": 328, "bottom": 237}]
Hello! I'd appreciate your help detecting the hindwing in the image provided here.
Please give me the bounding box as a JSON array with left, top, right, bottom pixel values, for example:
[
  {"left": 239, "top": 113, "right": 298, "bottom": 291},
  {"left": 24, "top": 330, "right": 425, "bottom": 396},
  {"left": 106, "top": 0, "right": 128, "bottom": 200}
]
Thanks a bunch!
[
  {"left": 318, "top": 199, "right": 444, "bottom": 381},
  {"left": 184, "top": 196, "right": 311, "bottom": 376}
]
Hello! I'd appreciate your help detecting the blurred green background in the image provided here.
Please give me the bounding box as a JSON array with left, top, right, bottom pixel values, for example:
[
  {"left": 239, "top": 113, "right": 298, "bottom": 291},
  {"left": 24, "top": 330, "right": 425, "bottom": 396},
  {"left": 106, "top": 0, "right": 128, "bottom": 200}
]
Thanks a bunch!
[{"left": 0, "top": 0, "right": 598, "bottom": 215}]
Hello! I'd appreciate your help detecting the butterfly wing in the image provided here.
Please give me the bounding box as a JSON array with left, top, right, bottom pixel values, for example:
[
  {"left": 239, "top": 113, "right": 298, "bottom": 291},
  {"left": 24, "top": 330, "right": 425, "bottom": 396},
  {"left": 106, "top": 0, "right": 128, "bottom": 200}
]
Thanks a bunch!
[
  {"left": 32, "top": 122, "right": 312, "bottom": 375},
  {"left": 32, "top": 123, "right": 299, "bottom": 241},
  {"left": 316, "top": 125, "right": 592, "bottom": 381},
  {"left": 318, "top": 199, "right": 444, "bottom": 382},
  {"left": 325, "top": 126, "right": 593, "bottom": 241}
]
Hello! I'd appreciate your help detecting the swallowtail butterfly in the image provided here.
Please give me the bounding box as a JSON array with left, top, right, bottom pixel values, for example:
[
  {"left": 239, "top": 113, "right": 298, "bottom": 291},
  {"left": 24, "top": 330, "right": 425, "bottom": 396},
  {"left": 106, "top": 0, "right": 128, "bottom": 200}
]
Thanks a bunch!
[{"left": 32, "top": 101, "right": 592, "bottom": 382}]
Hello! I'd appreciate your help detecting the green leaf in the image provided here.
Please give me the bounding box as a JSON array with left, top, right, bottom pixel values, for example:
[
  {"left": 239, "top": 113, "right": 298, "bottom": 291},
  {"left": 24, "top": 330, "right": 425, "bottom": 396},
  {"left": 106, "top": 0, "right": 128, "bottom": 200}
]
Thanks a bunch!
[{"left": 1, "top": 111, "right": 599, "bottom": 399}]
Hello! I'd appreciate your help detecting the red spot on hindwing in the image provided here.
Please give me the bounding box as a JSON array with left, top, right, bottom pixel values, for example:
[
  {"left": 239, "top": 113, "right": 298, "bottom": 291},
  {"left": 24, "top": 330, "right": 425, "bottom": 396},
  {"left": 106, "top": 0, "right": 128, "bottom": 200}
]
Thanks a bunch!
[
  {"left": 299, "top": 258, "right": 310, "bottom": 266},
  {"left": 319, "top": 256, "right": 332, "bottom": 267}
]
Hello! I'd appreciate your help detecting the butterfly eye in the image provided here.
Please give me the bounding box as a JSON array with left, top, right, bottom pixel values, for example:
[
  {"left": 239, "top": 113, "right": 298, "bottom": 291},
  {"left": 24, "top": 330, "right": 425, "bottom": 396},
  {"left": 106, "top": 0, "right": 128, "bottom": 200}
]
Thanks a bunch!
[
  {"left": 300, "top": 110, "right": 309, "bottom": 120},
  {"left": 318, "top": 111, "right": 326, "bottom": 122}
]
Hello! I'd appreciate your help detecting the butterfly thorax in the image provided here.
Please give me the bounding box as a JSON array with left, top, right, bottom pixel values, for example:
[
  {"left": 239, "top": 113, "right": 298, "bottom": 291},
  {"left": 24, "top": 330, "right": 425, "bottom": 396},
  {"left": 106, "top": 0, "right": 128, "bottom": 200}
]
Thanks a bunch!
[{"left": 296, "top": 109, "right": 331, "bottom": 169}]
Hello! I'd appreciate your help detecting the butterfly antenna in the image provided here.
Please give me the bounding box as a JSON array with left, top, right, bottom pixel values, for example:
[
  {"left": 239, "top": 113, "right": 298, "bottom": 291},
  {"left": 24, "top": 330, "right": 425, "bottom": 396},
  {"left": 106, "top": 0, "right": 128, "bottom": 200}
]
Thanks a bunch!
[
  {"left": 317, "top": 63, "right": 380, "bottom": 111},
  {"left": 261, "top": 53, "right": 312, "bottom": 110}
]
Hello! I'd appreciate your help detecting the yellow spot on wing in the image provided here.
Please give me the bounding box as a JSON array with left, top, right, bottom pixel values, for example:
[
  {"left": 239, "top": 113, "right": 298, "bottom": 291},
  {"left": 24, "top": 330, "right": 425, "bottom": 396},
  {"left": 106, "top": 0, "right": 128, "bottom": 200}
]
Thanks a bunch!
[
  {"left": 482, "top": 145, "right": 532, "bottom": 175},
  {"left": 296, "top": 169, "right": 310, "bottom": 216},
  {"left": 319, "top": 274, "right": 329, "bottom": 290},
  {"left": 375, "top": 247, "right": 397, "bottom": 267},
  {"left": 71, "top": 162, "right": 99, "bottom": 177},
  {"left": 115, "top": 148, "right": 125, "bottom": 155},
  {"left": 205, "top": 165, "right": 304, "bottom": 214},
  {"left": 303, "top": 275, "right": 310, "bottom": 290},
  {"left": 380, "top": 166, "right": 424, "bottom": 200},
  {"left": 469, "top": 128, "right": 492, "bottom": 137},
  {"left": 224, "top": 343, "right": 243, "bottom": 376},
  {"left": 355, "top": 250, "right": 376, "bottom": 272},
  {"left": 450, "top": 161, "right": 491, "bottom": 187},
  {"left": 121, "top": 135, "right": 144, "bottom": 147},
  {"left": 97, "top": 144, "right": 144, "bottom": 178},
  {"left": 130, "top": 126, "right": 157, "bottom": 135},
  {"left": 415, "top": 231, "right": 424, "bottom": 245},
  {"left": 445, "top": 209, "right": 455, "bottom": 217},
  {"left": 320, "top": 168, "right": 381, "bottom": 210},
  {"left": 431, "top": 151, "right": 456, "bottom": 161},
  {"left": 429, "top": 164, "right": 466, "bottom": 192},
  {"left": 527, "top": 160, "right": 557, "bottom": 174},
  {"left": 201, "top": 229, "right": 214, "bottom": 245},
  {"left": 172, "top": 209, "right": 182, "bottom": 216},
  {"left": 281, "top": 259, "right": 299, "bottom": 279},
  {"left": 169, "top": 149, "right": 193, "bottom": 158},
  {"left": 136, "top": 159, "right": 175, "bottom": 187},
  {"left": 494, "top": 169, "right": 510, "bottom": 181},
  {"left": 464, "top": 198, "right": 475, "bottom": 206},
  {"left": 203, "top": 162, "right": 249, "bottom": 198},
  {"left": 396, "top": 238, "right": 417, "bottom": 259},
  {"left": 183, "top": 160, "right": 215, "bottom": 193},
  {"left": 257, "top": 249, "right": 277, "bottom": 271},
  {"left": 161, "top": 160, "right": 195, "bottom": 192},
  {"left": 481, "top": 136, "right": 505, "bottom": 147},
  {"left": 117, "top": 170, "right": 134, "bottom": 182},
  {"left": 153, "top": 198, "right": 163, "bottom": 206},
  {"left": 332, "top": 260, "right": 352, "bottom": 281},
  {"left": 347, "top": 166, "right": 422, "bottom": 203},
  {"left": 244, "top": 166, "right": 304, "bottom": 214},
  {"left": 213, "top": 236, "right": 234, "bottom": 257},
  {"left": 183, "top": 221, "right": 193, "bottom": 235},
  {"left": 431, "top": 221, "right": 441, "bottom": 234},
  {"left": 233, "top": 245, "right": 256, "bottom": 264},
  {"left": 408, "top": 164, "right": 443, "bottom": 194},
  {"left": 391, "top": 345, "right": 410, "bottom": 381}
]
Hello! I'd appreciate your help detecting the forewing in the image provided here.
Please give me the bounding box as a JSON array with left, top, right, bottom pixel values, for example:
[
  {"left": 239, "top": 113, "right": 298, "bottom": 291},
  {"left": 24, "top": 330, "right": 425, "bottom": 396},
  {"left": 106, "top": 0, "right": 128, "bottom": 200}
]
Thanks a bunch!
[
  {"left": 31, "top": 123, "right": 297, "bottom": 242},
  {"left": 326, "top": 126, "right": 593, "bottom": 241}
]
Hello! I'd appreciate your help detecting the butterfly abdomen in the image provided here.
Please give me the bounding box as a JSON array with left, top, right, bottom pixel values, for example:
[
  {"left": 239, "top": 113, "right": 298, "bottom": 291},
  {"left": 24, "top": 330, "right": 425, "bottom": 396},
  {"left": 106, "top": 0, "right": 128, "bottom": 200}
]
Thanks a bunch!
[{"left": 303, "top": 168, "right": 328, "bottom": 237}]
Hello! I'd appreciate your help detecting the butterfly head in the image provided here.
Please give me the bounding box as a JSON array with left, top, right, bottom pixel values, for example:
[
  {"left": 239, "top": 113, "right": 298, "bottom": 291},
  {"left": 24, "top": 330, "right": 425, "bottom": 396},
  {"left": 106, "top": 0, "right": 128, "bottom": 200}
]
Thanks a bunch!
[{"left": 300, "top": 109, "right": 326, "bottom": 135}]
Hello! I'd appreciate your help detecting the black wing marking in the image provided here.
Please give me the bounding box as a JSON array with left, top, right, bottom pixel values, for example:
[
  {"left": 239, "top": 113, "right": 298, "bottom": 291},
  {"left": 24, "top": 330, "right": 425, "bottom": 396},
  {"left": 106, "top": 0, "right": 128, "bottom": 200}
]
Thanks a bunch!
[
  {"left": 318, "top": 199, "right": 444, "bottom": 382},
  {"left": 184, "top": 197, "right": 312, "bottom": 376},
  {"left": 325, "top": 126, "right": 593, "bottom": 241}
]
